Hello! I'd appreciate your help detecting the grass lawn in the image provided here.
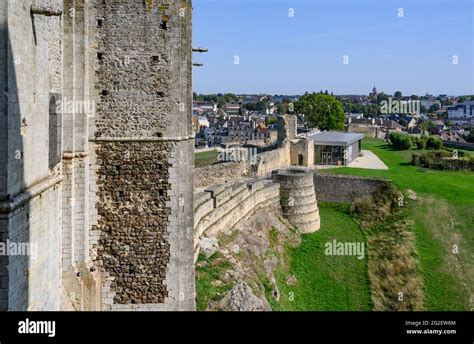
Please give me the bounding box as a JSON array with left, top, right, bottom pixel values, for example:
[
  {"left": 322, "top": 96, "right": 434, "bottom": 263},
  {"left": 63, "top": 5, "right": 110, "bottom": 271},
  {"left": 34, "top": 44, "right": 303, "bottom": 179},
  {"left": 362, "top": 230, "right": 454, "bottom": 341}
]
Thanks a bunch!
[
  {"left": 271, "top": 203, "right": 372, "bottom": 311},
  {"left": 195, "top": 150, "right": 218, "bottom": 168},
  {"left": 327, "top": 137, "right": 474, "bottom": 310}
]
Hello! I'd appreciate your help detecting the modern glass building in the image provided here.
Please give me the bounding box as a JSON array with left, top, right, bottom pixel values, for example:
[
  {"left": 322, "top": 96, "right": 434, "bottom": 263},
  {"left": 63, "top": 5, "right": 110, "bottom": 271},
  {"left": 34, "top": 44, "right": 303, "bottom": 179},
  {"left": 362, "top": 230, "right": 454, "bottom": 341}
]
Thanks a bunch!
[{"left": 308, "top": 132, "right": 364, "bottom": 166}]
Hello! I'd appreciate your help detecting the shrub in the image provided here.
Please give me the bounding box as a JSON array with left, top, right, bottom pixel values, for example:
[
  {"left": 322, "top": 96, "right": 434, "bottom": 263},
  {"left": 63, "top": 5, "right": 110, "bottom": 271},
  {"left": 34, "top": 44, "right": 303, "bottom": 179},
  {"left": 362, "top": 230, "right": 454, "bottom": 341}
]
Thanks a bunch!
[
  {"left": 426, "top": 136, "right": 443, "bottom": 150},
  {"left": 389, "top": 132, "right": 412, "bottom": 150},
  {"left": 413, "top": 136, "right": 426, "bottom": 150},
  {"left": 412, "top": 150, "right": 473, "bottom": 171},
  {"left": 446, "top": 149, "right": 468, "bottom": 158},
  {"left": 350, "top": 182, "right": 402, "bottom": 227},
  {"left": 412, "top": 153, "right": 421, "bottom": 166}
]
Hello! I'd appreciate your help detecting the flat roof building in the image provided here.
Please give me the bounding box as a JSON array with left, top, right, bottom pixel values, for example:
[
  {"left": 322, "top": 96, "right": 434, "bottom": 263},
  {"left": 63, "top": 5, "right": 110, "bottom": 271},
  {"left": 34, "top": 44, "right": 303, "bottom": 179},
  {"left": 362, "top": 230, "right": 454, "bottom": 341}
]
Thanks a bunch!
[{"left": 307, "top": 132, "right": 364, "bottom": 166}]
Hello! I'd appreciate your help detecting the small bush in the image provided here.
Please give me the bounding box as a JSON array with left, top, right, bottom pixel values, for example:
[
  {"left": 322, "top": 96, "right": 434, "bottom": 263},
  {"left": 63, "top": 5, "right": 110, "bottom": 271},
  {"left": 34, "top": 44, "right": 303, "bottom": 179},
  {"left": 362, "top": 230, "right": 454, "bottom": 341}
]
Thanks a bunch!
[
  {"left": 413, "top": 136, "right": 427, "bottom": 150},
  {"left": 426, "top": 137, "right": 443, "bottom": 150},
  {"left": 389, "top": 132, "right": 412, "bottom": 150},
  {"left": 412, "top": 150, "right": 473, "bottom": 171},
  {"left": 350, "top": 182, "right": 403, "bottom": 227}
]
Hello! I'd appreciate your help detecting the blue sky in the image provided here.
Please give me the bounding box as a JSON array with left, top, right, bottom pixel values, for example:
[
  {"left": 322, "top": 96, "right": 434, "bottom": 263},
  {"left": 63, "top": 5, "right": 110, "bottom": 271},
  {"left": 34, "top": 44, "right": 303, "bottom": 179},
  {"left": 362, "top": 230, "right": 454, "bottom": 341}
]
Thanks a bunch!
[{"left": 192, "top": 0, "right": 473, "bottom": 96}]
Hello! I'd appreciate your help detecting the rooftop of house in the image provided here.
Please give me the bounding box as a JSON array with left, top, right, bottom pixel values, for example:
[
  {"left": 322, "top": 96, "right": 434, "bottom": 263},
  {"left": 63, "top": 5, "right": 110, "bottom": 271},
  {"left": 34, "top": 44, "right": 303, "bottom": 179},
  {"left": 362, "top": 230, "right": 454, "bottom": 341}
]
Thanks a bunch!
[
  {"left": 308, "top": 131, "right": 364, "bottom": 146},
  {"left": 193, "top": 101, "right": 216, "bottom": 106},
  {"left": 432, "top": 119, "right": 446, "bottom": 126},
  {"left": 448, "top": 100, "right": 474, "bottom": 108}
]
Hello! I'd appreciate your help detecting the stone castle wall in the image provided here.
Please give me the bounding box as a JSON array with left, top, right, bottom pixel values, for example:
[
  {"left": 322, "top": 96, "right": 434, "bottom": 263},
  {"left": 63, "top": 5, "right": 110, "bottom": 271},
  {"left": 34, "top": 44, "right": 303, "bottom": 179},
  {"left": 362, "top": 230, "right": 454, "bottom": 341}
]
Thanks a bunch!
[
  {"left": 1, "top": 0, "right": 195, "bottom": 311},
  {"left": 347, "top": 124, "right": 388, "bottom": 140},
  {"left": 90, "top": 0, "right": 195, "bottom": 311},
  {"left": 195, "top": 161, "right": 250, "bottom": 189},
  {"left": 313, "top": 173, "right": 388, "bottom": 203},
  {"left": 194, "top": 179, "right": 280, "bottom": 260},
  {"left": 254, "top": 144, "right": 290, "bottom": 177},
  {"left": 0, "top": 0, "right": 63, "bottom": 311}
]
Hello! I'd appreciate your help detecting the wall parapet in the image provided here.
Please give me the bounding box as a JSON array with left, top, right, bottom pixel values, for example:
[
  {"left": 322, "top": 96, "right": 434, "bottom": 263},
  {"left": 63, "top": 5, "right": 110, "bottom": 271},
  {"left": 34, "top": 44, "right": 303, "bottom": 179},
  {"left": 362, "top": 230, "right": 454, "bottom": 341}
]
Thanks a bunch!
[{"left": 194, "top": 179, "right": 280, "bottom": 260}]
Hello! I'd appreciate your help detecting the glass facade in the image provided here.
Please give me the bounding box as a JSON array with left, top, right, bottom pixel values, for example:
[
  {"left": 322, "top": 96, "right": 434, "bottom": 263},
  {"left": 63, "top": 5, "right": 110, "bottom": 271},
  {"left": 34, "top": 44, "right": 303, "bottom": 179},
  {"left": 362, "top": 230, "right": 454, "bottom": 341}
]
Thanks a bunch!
[{"left": 314, "top": 145, "right": 344, "bottom": 166}]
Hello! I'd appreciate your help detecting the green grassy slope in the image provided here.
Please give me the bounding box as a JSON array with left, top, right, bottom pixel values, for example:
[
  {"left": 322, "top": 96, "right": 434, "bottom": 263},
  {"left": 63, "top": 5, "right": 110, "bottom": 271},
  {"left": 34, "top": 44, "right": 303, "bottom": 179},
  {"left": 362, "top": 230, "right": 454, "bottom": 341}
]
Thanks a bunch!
[
  {"left": 328, "top": 138, "right": 473, "bottom": 310},
  {"left": 271, "top": 203, "right": 372, "bottom": 311}
]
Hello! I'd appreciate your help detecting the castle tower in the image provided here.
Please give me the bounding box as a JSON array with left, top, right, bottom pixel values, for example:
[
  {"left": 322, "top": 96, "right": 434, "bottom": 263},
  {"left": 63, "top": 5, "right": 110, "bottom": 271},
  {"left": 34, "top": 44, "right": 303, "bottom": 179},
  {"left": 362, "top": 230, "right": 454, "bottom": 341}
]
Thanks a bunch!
[
  {"left": 0, "top": 0, "right": 65, "bottom": 311},
  {"left": 272, "top": 169, "right": 320, "bottom": 233},
  {"left": 277, "top": 115, "right": 297, "bottom": 147},
  {"left": 90, "top": 0, "right": 195, "bottom": 311},
  {"left": 0, "top": 0, "right": 195, "bottom": 311}
]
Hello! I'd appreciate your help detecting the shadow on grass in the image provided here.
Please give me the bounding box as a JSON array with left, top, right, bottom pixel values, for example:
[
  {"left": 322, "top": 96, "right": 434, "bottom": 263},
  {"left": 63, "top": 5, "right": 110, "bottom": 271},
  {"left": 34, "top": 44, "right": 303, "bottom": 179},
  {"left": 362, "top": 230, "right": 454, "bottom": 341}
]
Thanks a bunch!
[{"left": 399, "top": 162, "right": 412, "bottom": 167}]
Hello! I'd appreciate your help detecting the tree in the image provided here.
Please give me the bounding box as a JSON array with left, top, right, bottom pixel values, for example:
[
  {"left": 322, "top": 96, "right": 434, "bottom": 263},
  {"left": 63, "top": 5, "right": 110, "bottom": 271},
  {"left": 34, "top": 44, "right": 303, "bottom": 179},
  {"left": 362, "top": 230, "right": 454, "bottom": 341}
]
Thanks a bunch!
[
  {"left": 420, "top": 120, "right": 435, "bottom": 132},
  {"left": 368, "top": 103, "right": 380, "bottom": 116},
  {"left": 377, "top": 92, "right": 389, "bottom": 104},
  {"left": 294, "top": 93, "right": 345, "bottom": 131},
  {"left": 429, "top": 103, "right": 440, "bottom": 113},
  {"left": 465, "top": 129, "right": 474, "bottom": 143},
  {"left": 394, "top": 91, "right": 402, "bottom": 98},
  {"left": 244, "top": 101, "right": 268, "bottom": 113},
  {"left": 277, "top": 102, "right": 289, "bottom": 115}
]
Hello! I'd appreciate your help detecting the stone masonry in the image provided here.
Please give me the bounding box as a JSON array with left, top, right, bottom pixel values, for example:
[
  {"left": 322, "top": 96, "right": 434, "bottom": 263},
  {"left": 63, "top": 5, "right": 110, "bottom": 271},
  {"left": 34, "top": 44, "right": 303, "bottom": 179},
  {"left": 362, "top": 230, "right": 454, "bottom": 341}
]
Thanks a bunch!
[
  {"left": 272, "top": 169, "right": 320, "bottom": 233},
  {"left": 0, "top": 0, "right": 195, "bottom": 311}
]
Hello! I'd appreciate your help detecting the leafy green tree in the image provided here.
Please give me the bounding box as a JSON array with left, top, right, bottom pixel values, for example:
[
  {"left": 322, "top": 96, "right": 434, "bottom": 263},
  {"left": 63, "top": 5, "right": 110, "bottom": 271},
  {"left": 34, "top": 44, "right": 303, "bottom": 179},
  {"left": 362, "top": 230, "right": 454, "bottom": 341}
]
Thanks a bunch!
[
  {"left": 465, "top": 129, "right": 474, "bottom": 143},
  {"left": 294, "top": 93, "right": 345, "bottom": 130},
  {"left": 350, "top": 103, "right": 368, "bottom": 115},
  {"left": 277, "top": 102, "right": 289, "bottom": 114},
  {"left": 244, "top": 101, "right": 267, "bottom": 113},
  {"left": 368, "top": 103, "right": 380, "bottom": 116},
  {"left": 394, "top": 91, "right": 402, "bottom": 98},
  {"left": 420, "top": 120, "right": 435, "bottom": 132},
  {"left": 376, "top": 92, "right": 389, "bottom": 104},
  {"left": 429, "top": 103, "right": 440, "bottom": 113}
]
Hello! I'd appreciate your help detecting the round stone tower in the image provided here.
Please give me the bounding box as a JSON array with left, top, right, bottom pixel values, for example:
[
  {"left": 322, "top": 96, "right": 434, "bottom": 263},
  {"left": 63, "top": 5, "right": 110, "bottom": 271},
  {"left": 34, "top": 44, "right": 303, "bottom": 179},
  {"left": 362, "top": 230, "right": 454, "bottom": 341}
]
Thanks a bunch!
[{"left": 272, "top": 169, "right": 320, "bottom": 233}]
